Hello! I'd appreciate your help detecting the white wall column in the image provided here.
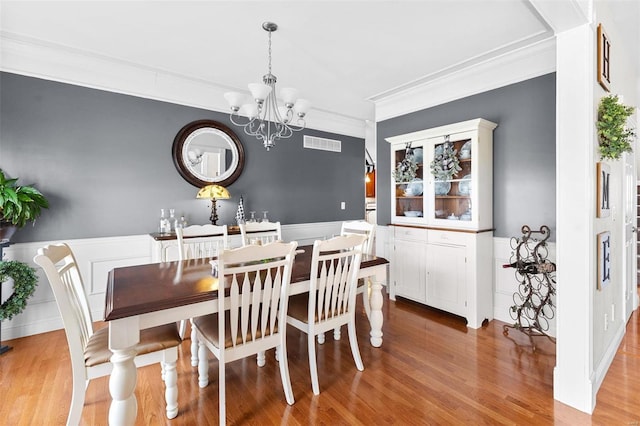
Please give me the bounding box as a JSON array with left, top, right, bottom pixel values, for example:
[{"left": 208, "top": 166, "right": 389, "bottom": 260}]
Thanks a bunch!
[{"left": 553, "top": 23, "right": 596, "bottom": 413}]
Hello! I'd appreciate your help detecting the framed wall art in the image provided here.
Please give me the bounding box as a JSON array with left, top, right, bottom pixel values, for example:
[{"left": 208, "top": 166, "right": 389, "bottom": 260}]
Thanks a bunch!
[
  {"left": 597, "top": 23, "right": 611, "bottom": 92},
  {"left": 597, "top": 162, "right": 610, "bottom": 218},
  {"left": 597, "top": 231, "right": 611, "bottom": 290}
]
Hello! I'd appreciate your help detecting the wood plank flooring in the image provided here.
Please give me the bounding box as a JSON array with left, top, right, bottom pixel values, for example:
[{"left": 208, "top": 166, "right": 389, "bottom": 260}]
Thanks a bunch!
[{"left": 1, "top": 293, "right": 639, "bottom": 425}]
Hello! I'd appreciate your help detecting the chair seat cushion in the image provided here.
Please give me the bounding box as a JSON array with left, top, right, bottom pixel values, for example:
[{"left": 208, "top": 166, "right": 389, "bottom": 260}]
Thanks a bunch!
[
  {"left": 192, "top": 312, "right": 278, "bottom": 349},
  {"left": 287, "top": 293, "right": 348, "bottom": 323},
  {"left": 85, "top": 323, "right": 182, "bottom": 367}
]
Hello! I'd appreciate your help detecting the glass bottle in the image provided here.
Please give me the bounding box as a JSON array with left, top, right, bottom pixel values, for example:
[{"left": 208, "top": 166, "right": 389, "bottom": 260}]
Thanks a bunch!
[
  {"left": 177, "top": 215, "right": 188, "bottom": 229},
  {"left": 169, "top": 209, "right": 178, "bottom": 232},
  {"left": 261, "top": 211, "right": 269, "bottom": 223},
  {"left": 248, "top": 211, "right": 257, "bottom": 223},
  {"left": 159, "top": 209, "right": 170, "bottom": 234}
]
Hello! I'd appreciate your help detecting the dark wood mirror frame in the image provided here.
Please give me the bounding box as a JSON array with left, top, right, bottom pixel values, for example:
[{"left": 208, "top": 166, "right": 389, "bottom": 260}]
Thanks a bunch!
[{"left": 172, "top": 119, "right": 245, "bottom": 188}]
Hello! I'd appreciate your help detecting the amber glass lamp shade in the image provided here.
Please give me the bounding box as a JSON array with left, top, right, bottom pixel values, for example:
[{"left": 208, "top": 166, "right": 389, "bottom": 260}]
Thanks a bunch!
[{"left": 197, "top": 185, "right": 230, "bottom": 225}]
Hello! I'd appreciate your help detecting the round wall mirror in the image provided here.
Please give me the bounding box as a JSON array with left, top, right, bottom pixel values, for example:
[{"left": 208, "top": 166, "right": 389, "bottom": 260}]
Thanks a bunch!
[{"left": 172, "top": 120, "right": 245, "bottom": 188}]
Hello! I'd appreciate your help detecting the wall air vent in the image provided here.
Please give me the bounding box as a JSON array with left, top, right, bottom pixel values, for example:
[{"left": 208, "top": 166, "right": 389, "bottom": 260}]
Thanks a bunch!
[{"left": 303, "top": 135, "right": 342, "bottom": 152}]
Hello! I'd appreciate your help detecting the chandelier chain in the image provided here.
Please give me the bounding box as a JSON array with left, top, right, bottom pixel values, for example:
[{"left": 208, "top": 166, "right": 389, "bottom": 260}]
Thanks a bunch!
[{"left": 268, "top": 30, "right": 272, "bottom": 75}]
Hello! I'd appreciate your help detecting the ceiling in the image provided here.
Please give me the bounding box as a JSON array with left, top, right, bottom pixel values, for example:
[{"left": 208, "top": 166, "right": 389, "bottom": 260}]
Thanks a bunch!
[{"left": 0, "top": 1, "right": 638, "bottom": 123}]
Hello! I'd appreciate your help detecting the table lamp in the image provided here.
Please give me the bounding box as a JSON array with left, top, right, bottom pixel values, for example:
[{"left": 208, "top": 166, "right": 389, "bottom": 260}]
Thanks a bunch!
[{"left": 196, "top": 184, "right": 230, "bottom": 225}]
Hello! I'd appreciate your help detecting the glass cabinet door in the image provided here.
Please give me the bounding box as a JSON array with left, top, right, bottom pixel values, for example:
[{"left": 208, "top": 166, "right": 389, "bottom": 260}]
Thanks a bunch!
[
  {"left": 430, "top": 134, "right": 473, "bottom": 224},
  {"left": 392, "top": 142, "right": 425, "bottom": 221}
]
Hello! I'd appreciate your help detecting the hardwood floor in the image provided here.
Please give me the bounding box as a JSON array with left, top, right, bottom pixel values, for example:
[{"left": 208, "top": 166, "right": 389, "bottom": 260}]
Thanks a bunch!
[{"left": 2, "top": 293, "right": 639, "bottom": 425}]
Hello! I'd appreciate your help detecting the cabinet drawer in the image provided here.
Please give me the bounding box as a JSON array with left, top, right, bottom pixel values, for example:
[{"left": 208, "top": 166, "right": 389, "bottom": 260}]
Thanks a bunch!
[
  {"left": 394, "top": 226, "right": 428, "bottom": 242},
  {"left": 427, "top": 229, "right": 469, "bottom": 246}
]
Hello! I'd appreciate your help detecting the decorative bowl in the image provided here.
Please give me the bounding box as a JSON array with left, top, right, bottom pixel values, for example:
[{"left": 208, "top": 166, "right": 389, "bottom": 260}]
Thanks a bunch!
[{"left": 404, "top": 211, "right": 423, "bottom": 217}]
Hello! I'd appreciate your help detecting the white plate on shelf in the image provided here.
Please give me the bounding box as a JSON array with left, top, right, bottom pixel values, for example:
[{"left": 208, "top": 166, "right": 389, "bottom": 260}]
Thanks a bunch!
[
  {"left": 404, "top": 178, "right": 423, "bottom": 196},
  {"left": 459, "top": 141, "right": 471, "bottom": 159},
  {"left": 412, "top": 148, "right": 423, "bottom": 163},
  {"left": 457, "top": 175, "right": 472, "bottom": 195},
  {"left": 434, "top": 181, "right": 451, "bottom": 195}
]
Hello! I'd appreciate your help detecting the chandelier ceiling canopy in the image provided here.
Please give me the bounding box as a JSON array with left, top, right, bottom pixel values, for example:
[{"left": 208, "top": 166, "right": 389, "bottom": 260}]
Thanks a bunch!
[{"left": 224, "top": 21, "right": 310, "bottom": 151}]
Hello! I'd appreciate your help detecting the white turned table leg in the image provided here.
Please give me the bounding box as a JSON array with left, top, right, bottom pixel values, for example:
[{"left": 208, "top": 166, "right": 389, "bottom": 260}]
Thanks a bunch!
[
  {"left": 108, "top": 347, "right": 138, "bottom": 425},
  {"left": 369, "top": 280, "right": 384, "bottom": 347}
]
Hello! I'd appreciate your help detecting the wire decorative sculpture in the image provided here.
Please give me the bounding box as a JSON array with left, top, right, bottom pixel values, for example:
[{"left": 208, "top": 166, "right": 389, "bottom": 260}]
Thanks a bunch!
[{"left": 502, "top": 225, "right": 556, "bottom": 351}]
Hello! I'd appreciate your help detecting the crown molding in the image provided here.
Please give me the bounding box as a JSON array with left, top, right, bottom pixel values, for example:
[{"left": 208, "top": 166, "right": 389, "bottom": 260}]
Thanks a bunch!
[
  {"left": 0, "top": 31, "right": 366, "bottom": 139},
  {"left": 373, "top": 37, "right": 557, "bottom": 123}
]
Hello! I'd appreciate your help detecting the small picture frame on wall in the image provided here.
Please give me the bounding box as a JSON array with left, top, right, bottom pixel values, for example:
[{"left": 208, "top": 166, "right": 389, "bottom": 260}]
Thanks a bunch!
[
  {"left": 597, "top": 23, "right": 611, "bottom": 92},
  {"left": 597, "top": 162, "right": 610, "bottom": 218},
  {"left": 597, "top": 231, "right": 611, "bottom": 290}
]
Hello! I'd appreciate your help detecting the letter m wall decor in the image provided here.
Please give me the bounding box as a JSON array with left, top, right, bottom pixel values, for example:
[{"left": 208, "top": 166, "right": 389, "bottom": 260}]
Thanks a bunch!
[{"left": 597, "top": 162, "right": 611, "bottom": 218}]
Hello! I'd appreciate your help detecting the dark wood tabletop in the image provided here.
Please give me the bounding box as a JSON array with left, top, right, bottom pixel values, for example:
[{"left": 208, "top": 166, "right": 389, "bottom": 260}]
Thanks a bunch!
[{"left": 104, "top": 245, "right": 388, "bottom": 321}]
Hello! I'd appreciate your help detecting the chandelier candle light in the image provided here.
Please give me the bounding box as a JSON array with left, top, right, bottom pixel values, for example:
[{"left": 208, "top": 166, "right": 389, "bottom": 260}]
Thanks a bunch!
[
  {"left": 197, "top": 184, "right": 230, "bottom": 225},
  {"left": 224, "top": 22, "right": 310, "bottom": 151}
]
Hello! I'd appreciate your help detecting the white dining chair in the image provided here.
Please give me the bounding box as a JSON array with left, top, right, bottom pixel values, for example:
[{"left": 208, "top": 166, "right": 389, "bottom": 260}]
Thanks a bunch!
[
  {"left": 239, "top": 221, "right": 282, "bottom": 246},
  {"left": 191, "top": 241, "right": 298, "bottom": 425},
  {"left": 33, "top": 243, "right": 182, "bottom": 425},
  {"left": 176, "top": 224, "right": 228, "bottom": 365},
  {"left": 286, "top": 234, "right": 366, "bottom": 395},
  {"left": 337, "top": 220, "right": 376, "bottom": 340}
]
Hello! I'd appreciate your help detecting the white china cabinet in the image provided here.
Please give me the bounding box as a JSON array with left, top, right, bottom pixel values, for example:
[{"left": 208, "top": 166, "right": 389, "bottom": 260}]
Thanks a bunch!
[{"left": 386, "top": 118, "right": 497, "bottom": 328}]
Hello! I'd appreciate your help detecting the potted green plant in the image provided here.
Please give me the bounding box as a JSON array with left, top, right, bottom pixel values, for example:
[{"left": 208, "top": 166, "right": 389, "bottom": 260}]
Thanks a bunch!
[
  {"left": 0, "top": 169, "right": 49, "bottom": 241},
  {"left": 596, "top": 95, "right": 636, "bottom": 160}
]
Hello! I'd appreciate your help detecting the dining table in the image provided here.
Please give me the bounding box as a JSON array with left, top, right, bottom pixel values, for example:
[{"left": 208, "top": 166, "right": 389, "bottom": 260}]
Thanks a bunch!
[{"left": 104, "top": 244, "right": 388, "bottom": 425}]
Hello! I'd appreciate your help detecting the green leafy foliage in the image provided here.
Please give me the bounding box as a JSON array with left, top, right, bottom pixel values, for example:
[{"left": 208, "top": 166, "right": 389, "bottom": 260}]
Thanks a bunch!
[
  {"left": 0, "top": 169, "right": 49, "bottom": 228},
  {"left": 0, "top": 260, "right": 38, "bottom": 321},
  {"left": 597, "top": 95, "right": 636, "bottom": 160}
]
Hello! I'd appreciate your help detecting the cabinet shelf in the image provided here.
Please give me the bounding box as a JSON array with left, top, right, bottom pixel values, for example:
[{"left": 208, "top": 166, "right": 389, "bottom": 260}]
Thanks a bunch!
[
  {"left": 396, "top": 195, "right": 424, "bottom": 199},
  {"left": 435, "top": 195, "right": 470, "bottom": 199}
]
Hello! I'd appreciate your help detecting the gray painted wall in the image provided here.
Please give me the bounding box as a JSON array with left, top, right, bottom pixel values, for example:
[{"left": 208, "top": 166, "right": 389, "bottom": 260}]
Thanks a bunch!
[
  {"left": 1, "top": 72, "right": 365, "bottom": 243},
  {"left": 377, "top": 73, "right": 556, "bottom": 240}
]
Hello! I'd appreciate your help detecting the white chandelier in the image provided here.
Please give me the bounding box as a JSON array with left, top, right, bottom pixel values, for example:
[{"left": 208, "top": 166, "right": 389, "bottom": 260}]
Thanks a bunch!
[{"left": 224, "top": 22, "right": 310, "bottom": 151}]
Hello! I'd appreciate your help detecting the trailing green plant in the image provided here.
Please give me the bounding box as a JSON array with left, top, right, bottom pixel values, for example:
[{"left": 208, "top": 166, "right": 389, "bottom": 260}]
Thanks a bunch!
[
  {"left": 392, "top": 157, "right": 418, "bottom": 183},
  {"left": 0, "top": 260, "right": 38, "bottom": 321},
  {"left": 597, "top": 95, "right": 636, "bottom": 160},
  {"left": 0, "top": 169, "right": 49, "bottom": 228}
]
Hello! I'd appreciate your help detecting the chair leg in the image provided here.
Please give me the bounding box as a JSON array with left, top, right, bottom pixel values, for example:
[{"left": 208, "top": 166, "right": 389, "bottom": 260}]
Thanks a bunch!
[
  {"left": 163, "top": 349, "right": 179, "bottom": 419},
  {"left": 308, "top": 333, "right": 320, "bottom": 395},
  {"left": 178, "top": 319, "right": 187, "bottom": 339},
  {"left": 198, "top": 340, "right": 209, "bottom": 388},
  {"left": 257, "top": 351, "right": 266, "bottom": 367},
  {"left": 190, "top": 319, "right": 199, "bottom": 367},
  {"left": 317, "top": 333, "right": 325, "bottom": 344},
  {"left": 348, "top": 319, "right": 364, "bottom": 371},
  {"left": 277, "top": 343, "right": 295, "bottom": 405},
  {"left": 219, "top": 360, "right": 226, "bottom": 426},
  {"left": 67, "top": 374, "right": 86, "bottom": 426},
  {"left": 333, "top": 326, "right": 341, "bottom": 340}
]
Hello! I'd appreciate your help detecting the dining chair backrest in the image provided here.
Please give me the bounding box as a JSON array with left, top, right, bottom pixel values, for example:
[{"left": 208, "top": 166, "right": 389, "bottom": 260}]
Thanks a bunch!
[
  {"left": 309, "top": 234, "right": 366, "bottom": 324},
  {"left": 176, "top": 224, "right": 228, "bottom": 260},
  {"left": 33, "top": 243, "right": 92, "bottom": 371},
  {"left": 216, "top": 241, "right": 297, "bottom": 355},
  {"left": 340, "top": 220, "right": 375, "bottom": 255},
  {"left": 239, "top": 221, "right": 282, "bottom": 246}
]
